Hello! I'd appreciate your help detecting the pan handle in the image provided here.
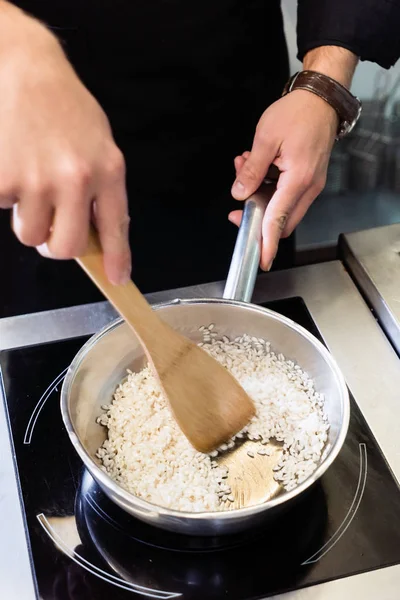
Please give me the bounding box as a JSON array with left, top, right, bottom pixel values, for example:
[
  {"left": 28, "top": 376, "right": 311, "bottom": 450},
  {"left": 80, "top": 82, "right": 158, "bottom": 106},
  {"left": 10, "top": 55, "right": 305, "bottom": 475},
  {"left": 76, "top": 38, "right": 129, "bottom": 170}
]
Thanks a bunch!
[{"left": 223, "top": 178, "right": 276, "bottom": 303}]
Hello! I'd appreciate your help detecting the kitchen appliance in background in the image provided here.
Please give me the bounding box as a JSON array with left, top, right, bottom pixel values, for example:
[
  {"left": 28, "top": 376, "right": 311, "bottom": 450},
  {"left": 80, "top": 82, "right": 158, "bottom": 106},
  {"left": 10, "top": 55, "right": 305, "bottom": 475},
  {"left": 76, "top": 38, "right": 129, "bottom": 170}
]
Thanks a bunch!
[
  {"left": 323, "top": 144, "right": 350, "bottom": 195},
  {"left": 347, "top": 132, "right": 384, "bottom": 192},
  {"left": 323, "top": 70, "right": 400, "bottom": 195}
]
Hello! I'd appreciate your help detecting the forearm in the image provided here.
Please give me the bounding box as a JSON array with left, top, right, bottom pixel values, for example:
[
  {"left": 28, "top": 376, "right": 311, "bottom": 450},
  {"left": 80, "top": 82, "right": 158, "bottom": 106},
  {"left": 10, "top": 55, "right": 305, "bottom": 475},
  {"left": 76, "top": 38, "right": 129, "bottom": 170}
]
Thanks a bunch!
[{"left": 303, "top": 46, "right": 358, "bottom": 90}]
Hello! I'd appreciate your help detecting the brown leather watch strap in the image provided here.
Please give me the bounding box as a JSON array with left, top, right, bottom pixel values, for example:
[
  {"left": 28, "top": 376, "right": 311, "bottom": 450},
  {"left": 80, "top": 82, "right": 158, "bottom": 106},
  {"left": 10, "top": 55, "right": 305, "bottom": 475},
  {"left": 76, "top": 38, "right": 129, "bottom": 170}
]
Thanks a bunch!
[{"left": 282, "top": 70, "right": 362, "bottom": 140}]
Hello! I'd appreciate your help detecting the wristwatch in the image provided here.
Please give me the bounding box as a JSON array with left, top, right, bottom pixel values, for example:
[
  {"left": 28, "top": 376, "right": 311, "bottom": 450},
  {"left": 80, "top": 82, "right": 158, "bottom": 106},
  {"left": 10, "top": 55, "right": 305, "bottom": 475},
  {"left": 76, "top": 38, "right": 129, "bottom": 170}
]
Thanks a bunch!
[{"left": 282, "top": 70, "right": 362, "bottom": 140}]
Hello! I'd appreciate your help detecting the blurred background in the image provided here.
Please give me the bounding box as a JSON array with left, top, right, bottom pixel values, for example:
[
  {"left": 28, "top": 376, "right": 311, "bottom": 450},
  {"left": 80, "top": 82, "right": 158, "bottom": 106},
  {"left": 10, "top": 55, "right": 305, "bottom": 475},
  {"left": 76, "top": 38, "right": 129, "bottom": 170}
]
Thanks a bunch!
[{"left": 282, "top": 1, "right": 400, "bottom": 263}]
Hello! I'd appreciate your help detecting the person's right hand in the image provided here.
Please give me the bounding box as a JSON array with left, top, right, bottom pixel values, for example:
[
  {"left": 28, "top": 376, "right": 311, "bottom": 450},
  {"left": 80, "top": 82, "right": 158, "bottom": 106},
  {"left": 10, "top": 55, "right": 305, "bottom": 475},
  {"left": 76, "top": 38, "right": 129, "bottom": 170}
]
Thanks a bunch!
[{"left": 0, "top": 2, "right": 131, "bottom": 285}]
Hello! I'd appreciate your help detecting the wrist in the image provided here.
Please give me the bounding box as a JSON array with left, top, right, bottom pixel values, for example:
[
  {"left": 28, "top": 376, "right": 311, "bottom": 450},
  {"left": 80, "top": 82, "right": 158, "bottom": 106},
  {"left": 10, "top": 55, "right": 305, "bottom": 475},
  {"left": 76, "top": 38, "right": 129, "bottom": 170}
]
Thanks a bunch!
[
  {"left": 283, "top": 68, "right": 362, "bottom": 140},
  {"left": 303, "top": 46, "right": 358, "bottom": 89}
]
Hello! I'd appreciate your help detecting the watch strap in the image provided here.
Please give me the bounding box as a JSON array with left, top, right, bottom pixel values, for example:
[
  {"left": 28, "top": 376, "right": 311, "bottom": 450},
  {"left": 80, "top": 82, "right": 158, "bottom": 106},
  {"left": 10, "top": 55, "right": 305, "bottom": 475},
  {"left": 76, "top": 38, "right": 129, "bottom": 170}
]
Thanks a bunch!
[{"left": 282, "top": 70, "right": 362, "bottom": 139}]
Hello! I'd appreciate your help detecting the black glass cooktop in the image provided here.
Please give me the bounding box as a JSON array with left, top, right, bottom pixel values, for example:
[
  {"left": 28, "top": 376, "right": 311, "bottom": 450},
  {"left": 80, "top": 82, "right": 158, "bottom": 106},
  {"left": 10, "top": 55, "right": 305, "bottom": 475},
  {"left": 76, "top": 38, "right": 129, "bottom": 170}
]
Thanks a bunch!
[{"left": 2, "top": 297, "right": 400, "bottom": 600}]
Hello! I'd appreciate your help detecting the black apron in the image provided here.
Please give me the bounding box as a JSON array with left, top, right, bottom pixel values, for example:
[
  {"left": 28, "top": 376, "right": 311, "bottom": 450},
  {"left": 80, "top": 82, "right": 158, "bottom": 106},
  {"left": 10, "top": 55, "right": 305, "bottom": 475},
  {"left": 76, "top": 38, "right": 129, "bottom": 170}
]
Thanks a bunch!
[{"left": 1, "top": 1, "right": 292, "bottom": 316}]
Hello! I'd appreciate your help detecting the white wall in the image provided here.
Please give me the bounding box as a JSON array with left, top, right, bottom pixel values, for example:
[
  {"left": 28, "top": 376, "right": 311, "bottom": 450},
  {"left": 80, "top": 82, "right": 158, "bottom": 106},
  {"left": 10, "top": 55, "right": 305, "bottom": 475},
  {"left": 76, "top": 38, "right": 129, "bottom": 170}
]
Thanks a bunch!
[
  {"left": 281, "top": 0, "right": 302, "bottom": 74},
  {"left": 281, "top": 0, "right": 400, "bottom": 100}
]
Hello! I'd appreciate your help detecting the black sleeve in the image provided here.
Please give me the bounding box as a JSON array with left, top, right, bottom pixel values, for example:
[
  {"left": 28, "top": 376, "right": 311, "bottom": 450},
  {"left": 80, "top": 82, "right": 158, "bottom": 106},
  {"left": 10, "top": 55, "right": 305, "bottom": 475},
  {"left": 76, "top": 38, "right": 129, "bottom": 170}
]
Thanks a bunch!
[{"left": 297, "top": 0, "right": 400, "bottom": 69}]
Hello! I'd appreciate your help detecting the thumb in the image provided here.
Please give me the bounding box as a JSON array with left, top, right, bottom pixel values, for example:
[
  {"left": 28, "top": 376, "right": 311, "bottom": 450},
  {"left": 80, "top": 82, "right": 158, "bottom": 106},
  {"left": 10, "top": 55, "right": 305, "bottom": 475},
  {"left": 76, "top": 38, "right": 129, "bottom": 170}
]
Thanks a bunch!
[{"left": 231, "top": 136, "right": 278, "bottom": 201}]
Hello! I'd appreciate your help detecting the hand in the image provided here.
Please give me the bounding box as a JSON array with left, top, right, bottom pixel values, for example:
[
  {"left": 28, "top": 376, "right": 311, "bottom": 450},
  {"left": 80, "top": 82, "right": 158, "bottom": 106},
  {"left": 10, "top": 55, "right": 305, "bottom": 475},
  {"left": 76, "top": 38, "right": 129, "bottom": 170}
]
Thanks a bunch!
[
  {"left": 0, "top": 3, "right": 130, "bottom": 284},
  {"left": 229, "top": 90, "right": 337, "bottom": 270}
]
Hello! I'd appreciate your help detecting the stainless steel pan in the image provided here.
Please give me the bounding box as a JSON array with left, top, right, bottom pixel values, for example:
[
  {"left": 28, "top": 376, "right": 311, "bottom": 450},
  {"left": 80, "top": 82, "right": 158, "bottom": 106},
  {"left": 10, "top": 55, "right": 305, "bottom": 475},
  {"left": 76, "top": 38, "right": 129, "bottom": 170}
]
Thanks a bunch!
[{"left": 61, "top": 179, "right": 350, "bottom": 535}]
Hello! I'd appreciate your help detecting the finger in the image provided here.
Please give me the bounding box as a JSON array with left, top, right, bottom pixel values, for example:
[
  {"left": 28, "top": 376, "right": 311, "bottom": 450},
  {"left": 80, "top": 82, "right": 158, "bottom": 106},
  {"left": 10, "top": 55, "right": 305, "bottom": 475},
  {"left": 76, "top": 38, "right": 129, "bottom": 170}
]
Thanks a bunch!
[
  {"left": 94, "top": 183, "right": 131, "bottom": 286},
  {"left": 234, "top": 151, "right": 251, "bottom": 178},
  {"left": 260, "top": 171, "right": 305, "bottom": 271},
  {"left": 38, "top": 190, "right": 91, "bottom": 259},
  {"left": 231, "top": 135, "right": 278, "bottom": 201},
  {"left": 234, "top": 156, "right": 244, "bottom": 176},
  {"left": 12, "top": 194, "right": 53, "bottom": 247},
  {"left": 228, "top": 209, "right": 243, "bottom": 227},
  {"left": 282, "top": 183, "right": 324, "bottom": 237}
]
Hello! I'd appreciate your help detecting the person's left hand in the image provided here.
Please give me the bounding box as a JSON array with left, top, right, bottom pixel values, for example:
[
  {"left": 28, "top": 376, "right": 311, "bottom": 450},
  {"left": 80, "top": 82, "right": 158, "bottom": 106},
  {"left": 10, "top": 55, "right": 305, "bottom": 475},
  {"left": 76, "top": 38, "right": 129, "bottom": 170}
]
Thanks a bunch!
[{"left": 229, "top": 89, "right": 338, "bottom": 270}]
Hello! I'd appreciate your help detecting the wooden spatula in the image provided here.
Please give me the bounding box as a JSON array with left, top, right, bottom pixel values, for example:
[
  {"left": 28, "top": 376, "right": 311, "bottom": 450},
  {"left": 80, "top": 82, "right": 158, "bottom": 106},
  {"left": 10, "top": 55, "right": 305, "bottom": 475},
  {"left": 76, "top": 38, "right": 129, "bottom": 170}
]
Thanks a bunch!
[{"left": 76, "top": 229, "right": 255, "bottom": 453}]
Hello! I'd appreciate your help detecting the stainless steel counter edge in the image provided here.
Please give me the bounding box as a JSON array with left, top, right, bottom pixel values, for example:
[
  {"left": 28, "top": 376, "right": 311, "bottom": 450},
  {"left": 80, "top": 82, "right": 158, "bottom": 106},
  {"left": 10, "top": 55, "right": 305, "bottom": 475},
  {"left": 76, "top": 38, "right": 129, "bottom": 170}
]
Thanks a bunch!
[
  {"left": 340, "top": 223, "right": 400, "bottom": 356},
  {"left": 1, "top": 260, "right": 400, "bottom": 600}
]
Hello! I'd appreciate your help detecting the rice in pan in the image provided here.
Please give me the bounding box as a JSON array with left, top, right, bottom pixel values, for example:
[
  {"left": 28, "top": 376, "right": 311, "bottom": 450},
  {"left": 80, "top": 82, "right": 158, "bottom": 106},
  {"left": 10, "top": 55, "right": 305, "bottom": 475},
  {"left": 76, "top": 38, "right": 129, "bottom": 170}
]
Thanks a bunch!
[{"left": 96, "top": 326, "right": 329, "bottom": 512}]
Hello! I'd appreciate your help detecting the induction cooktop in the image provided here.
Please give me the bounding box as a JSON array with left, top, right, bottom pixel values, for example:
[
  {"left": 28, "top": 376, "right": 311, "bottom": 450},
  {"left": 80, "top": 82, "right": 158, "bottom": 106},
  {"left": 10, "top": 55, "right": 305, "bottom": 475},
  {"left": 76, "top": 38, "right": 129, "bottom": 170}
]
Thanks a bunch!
[{"left": 2, "top": 298, "right": 400, "bottom": 600}]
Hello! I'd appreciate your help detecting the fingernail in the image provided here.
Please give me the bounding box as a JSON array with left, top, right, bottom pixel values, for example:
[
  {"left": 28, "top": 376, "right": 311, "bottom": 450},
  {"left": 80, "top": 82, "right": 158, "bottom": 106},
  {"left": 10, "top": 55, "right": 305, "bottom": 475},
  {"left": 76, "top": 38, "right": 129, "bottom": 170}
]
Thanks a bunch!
[
  {"left": 261, "top": 259, "right": 273, "bottom": 272},
  {"left": 232, "top": 180, "right": 245, "bottom": 194}
]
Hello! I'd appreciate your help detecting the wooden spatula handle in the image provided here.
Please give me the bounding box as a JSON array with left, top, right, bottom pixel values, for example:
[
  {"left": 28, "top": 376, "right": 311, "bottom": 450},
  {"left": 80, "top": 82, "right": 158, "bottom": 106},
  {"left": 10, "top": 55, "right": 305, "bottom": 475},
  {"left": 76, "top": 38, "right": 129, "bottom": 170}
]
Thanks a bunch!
[
  {"left": 76, "top": 228, "right": 255, "bottom": 454},
  {"left": 76, "top": 228, "right": 162, "bottom": 348}
]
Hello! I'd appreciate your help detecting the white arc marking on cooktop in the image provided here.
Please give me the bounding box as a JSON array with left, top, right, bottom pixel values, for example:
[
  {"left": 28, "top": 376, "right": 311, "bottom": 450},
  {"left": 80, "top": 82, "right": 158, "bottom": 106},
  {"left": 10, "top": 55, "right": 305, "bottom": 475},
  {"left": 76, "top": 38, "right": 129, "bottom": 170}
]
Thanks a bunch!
[
  {"left": 37, "top": 514, "right": 182, "bottom": 598},
  {"left": 301, "top": 443, "right": 367, "bottom": 565},
  {"left": 24, "top": 367, "right": 68, "bottom": 445}
]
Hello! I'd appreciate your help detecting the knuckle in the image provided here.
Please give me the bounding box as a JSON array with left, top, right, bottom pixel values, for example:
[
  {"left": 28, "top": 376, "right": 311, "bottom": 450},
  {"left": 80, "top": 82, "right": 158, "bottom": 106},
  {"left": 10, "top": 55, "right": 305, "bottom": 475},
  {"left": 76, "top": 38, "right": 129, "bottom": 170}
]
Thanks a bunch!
[
  {"left": 299, "top": 168, "right": 315, "bottom": 190},
  {"left": 24, "top": 172, "right": 51, "bottom": 198},
  {"left": 100, "top": 213, "right": 130, "bottom": 242},
  {"left": 314, "top": 175, "right": 326, "bottom": 194},
  {"left": 57, "top": 156, "right": 92, "bottom": 189},
  {"left": 241, "top": 161, "right": 260, "bottom": 183},
  {"left": 102, "top": 148, "right": 125, "bottom": 181}
]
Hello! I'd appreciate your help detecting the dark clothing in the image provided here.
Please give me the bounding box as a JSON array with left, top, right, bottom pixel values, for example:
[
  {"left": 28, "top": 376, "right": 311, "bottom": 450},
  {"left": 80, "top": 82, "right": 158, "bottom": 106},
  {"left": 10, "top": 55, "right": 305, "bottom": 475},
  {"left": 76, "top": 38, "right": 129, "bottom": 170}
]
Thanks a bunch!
[
  {"left": 5, "top": 0, "right": 290, "bottom": 310},
  {"left": 47, "top": 0, "right": 290, "bottom": 294},
  {"left": 298, "top": 0, "right": 400, "bottom": 69},
  {"left": 1, "top": 0, "right": 399, "bottom": 317}
]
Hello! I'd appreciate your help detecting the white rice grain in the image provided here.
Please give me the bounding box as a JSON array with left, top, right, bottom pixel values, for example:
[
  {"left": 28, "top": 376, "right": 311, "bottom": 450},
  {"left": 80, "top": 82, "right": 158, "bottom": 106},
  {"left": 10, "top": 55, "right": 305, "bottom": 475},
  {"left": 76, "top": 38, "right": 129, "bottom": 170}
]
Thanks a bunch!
[{"left": 96, "top": 327, "right": 329, "bottom": 512}]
